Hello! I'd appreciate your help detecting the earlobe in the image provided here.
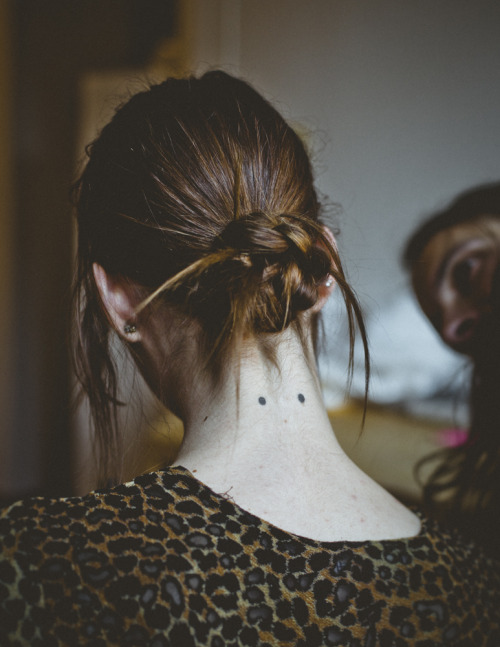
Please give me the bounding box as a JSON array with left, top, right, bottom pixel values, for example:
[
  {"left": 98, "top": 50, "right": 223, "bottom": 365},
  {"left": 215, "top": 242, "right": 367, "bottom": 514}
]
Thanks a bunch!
[
  {"left": 312, "top": 274, "right": 336, "bottom": 313},
  {"left": 310, "top": 225, "right": 337, "bottom": 313},
  {"left": 92, "top": 263, "right": 141, "bottom": 341}
]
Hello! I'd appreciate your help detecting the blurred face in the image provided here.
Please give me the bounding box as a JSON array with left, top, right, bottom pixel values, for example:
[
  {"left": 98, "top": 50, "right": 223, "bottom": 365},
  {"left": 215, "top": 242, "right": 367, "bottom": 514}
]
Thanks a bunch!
[{"left": 412, "top": 214, "right": 500, "bottom": 355}]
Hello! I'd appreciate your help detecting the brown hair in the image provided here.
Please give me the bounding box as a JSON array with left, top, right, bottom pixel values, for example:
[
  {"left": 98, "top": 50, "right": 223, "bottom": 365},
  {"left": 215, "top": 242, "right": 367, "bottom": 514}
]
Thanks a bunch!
[{"left": 73, "top": 71, "right": 369, "bottom": 483}]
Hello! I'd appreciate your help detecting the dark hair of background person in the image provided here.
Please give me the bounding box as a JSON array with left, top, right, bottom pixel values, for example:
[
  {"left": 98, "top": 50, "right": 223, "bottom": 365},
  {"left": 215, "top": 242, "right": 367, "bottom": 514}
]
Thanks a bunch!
[
  {"left": 403, "top": 181, "right": 500, "bottom": 555},
  {"left": 72, "top": 71, "right": 369, "bottom": 484},
  {"left": 403, "top": 181, "right": 500, "bottom": 269}
]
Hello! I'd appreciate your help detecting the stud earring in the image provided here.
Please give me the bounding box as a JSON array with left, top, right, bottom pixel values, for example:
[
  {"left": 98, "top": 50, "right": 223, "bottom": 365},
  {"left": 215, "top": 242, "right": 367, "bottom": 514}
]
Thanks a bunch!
[
  {"left": 325, "top": 276, "right": 333, "bottom": 288},
  {"left": 123, "top": 323, "right": 137, "bottom": 335}
]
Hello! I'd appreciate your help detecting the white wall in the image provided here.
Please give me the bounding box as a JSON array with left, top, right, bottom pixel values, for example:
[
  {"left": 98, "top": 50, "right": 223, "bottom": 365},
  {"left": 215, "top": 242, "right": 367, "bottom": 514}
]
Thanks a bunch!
[{"left": 191, "top": 0, "right": 500, "bottom": 312}]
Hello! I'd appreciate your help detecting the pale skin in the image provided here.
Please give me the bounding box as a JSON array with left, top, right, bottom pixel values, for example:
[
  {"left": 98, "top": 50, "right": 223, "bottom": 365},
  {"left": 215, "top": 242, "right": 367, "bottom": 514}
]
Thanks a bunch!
[{"left": 93, "top": 241, "right": 421, "bottom": 543}]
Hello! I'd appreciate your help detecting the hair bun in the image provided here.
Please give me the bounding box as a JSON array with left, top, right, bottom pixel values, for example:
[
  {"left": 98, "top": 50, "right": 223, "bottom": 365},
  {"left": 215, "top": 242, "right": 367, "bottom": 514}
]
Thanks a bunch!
[
  {"left": 215, "top": 212, "right": 289, "bottom": 256},
  {"left": 209, "top": 211, "right": 331, "bottom": 333}
]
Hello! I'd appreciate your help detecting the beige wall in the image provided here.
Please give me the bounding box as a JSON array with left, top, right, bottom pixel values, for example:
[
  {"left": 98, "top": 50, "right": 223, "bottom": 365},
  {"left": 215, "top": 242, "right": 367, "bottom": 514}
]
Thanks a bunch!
[
  {"left": 188, "top": 0, "right": 241, "bottom": 72},
  {"left": 0, "top": 0, "right": 14, "bottom": 492}
]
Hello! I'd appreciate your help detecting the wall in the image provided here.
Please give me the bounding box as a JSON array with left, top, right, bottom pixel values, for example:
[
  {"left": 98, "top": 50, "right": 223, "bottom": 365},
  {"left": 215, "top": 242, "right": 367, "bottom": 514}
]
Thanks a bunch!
[
  {"left": 0, "top": 0, "right": 14, "bottom": 493},
  {"left": 190, "top": 0, "right": 500, "bottom": 312},
  {"left": 2, "top": 0, "right": 181, "bottom": 499}
]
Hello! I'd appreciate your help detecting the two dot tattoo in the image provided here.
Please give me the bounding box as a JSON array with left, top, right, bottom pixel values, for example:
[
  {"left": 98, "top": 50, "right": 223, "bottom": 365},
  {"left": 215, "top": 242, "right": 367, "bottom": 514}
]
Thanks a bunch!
[{"left": 258, "top": 393, "right": 305, "bottom": 405}]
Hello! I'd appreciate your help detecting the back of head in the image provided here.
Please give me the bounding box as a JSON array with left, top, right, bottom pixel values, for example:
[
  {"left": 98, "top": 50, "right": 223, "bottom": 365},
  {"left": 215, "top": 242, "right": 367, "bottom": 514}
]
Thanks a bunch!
[
  {"left": 77, "top": 71, "right": 332, "bottom": 348},
  {"left": 73, "top": 71, "right": 365, "bottom": 481},
  {"left": 403, "top": 181, "right": 500, "bottom": 548}
]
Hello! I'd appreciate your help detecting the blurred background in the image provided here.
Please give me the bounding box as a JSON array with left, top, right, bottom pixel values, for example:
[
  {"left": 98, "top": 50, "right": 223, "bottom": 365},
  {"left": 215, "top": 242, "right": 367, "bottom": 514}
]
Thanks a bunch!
[{"left": 1, "top": 0, "right": 500, "bottom": 503}]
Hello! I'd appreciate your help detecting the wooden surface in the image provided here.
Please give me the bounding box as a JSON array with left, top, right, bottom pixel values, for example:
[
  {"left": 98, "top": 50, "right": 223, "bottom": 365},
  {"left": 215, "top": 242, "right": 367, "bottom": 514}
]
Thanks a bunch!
[{"left": 331, "top": 403, "right": 445, "bottom": 502}]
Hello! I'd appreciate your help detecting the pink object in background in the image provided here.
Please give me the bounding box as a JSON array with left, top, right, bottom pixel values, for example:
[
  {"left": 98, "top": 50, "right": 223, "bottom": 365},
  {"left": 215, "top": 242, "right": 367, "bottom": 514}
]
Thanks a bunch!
[{"left": 436, "top": 428, "right": 469, "bottom": 447}]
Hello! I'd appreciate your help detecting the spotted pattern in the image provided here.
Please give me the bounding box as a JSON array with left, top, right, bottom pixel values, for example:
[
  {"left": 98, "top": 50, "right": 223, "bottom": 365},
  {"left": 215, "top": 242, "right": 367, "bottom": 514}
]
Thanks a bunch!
[{"left": 0, "top": 466, "right": 499, "bottom": 646}]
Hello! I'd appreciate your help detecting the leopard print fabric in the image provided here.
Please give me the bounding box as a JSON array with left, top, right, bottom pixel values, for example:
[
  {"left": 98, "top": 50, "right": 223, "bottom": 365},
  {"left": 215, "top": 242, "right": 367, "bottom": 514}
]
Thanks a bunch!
[{"left": 1, "top": 466, "right": 499, "bottom": 646}]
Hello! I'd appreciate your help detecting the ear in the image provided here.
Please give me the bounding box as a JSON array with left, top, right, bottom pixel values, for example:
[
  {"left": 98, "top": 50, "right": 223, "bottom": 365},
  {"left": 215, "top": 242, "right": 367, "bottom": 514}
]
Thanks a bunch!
[
  {"left": 93, "top": 263, "right": 142, "bottom": 342},
  {"left": 311, "top": 225, "right": 337, "bottom": 313}
]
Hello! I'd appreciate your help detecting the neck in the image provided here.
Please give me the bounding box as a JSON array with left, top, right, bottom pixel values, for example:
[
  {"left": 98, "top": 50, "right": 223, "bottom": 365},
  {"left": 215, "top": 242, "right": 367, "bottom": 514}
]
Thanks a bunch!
[
  {"left": 167, "top": 326, "right": 420, "bottom": 542},
  {"left": 140, "top": 306, "right": 420, "bottom": 541},
  {"left": 173, "top": 327, "right": 345, "bottom": 498}
]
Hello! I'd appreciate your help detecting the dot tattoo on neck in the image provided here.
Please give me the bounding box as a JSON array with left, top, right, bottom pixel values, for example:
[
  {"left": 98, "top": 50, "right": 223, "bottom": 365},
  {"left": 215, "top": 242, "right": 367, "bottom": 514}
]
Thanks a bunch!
[
  {"left": 258, "top": 396, "right": 266, "bottom": 405},
  {"left": 298, "top": 393, "right": 305, "bottom": 403}
]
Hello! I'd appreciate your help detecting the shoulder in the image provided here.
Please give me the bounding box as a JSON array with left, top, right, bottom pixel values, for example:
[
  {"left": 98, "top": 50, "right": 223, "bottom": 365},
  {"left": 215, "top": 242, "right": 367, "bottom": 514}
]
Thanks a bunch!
[
  {"left": 0, "top": 468, "right": 221, "bottom": 607},
  {"left": 0, "top": 466, "right": 240, "bottom": 579},
  {"left": 400, "top": 511, "right": 500, "bottom": 600},
  {"left": 332, "top": 513, "right": 500, "bottom": 643},
  {"left": 0, "top": 467, "right": 213, "bottom": 541}
]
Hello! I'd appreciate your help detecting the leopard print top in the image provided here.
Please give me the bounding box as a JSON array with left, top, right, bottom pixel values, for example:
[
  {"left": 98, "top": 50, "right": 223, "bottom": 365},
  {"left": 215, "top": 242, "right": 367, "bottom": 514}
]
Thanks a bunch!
[{"left": 1, "top": 466, "right": 499, "bottom": 646}]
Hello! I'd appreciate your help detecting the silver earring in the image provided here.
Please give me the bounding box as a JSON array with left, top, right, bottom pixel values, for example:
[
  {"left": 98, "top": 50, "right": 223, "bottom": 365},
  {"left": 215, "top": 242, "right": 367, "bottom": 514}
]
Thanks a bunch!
[
  {"left": 325, "top": 276, "right": 333, "bottom": 288},
  {"left": 124, "top": 323, "right": 137, "bottom": 335}
]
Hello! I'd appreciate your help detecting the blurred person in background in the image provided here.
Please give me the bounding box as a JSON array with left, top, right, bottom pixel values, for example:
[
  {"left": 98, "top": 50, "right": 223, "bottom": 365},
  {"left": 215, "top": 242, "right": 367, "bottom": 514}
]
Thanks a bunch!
[{"left": 404, "top": 181, "right": 500, "bottom": 555}]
